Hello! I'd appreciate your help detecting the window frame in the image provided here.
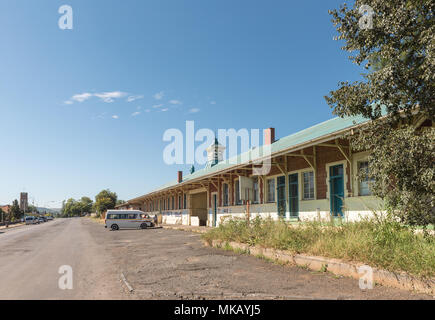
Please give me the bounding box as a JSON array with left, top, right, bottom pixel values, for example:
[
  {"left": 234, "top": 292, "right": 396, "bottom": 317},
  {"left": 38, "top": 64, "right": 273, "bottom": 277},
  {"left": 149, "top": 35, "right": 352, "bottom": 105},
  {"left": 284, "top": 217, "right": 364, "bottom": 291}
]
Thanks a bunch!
[
  {"left": 302, "top": 171, "right": 315, "bottom": 200},
  {"left": 235, "top": 179, "right": 242, "bottom": 205},
  {"left": 266, "top": 178, "right": 276, "bottom": 203},
  {"left": 357, "top": 160, "right": 373, "bottom": 196},
  {"left": 252, "top": 177, "right": 259, "bottom": 204},
  {"left": 223, "top": 183, "right": 229, "bottom": 207}
]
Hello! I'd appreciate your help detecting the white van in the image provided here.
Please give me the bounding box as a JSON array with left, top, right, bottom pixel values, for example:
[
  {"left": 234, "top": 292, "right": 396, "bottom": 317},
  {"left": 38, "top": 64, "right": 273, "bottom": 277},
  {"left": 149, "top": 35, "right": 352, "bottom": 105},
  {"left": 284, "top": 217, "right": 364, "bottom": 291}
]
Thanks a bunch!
[
  {"left": 105, "top": 210, "right": 155, "bottom": 231},
  {"left": 25, "top": 216, "right": 38, "bottom": 225}
]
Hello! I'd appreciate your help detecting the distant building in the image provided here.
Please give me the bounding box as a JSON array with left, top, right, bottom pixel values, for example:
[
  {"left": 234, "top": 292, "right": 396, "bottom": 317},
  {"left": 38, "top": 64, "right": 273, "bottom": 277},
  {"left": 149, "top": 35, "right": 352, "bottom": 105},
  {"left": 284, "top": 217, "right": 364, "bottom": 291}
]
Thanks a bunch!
[
  {"left": 0, "top": 205, "right": 11, "bottom": 222},
  {"left": 0, "top": 205, "right": 11, "bottom": 213},
  {"left": 20, "top": 193, "right": 28, "bottom": 212}
]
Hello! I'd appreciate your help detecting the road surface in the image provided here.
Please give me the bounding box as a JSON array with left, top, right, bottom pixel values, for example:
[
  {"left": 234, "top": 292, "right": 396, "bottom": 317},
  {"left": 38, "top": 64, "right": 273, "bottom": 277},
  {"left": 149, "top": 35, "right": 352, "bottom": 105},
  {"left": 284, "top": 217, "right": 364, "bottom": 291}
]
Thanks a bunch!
[{"left": 0, "top": 218, "right": 432, "bottom": 300}]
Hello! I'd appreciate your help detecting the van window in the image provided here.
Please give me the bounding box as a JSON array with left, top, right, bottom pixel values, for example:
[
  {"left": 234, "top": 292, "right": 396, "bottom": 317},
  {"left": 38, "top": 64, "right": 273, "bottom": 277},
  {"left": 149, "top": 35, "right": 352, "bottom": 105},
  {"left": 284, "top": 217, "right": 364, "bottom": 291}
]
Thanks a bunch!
[{"left": 128, "top": 213, "right": 137, "bottom": 219}]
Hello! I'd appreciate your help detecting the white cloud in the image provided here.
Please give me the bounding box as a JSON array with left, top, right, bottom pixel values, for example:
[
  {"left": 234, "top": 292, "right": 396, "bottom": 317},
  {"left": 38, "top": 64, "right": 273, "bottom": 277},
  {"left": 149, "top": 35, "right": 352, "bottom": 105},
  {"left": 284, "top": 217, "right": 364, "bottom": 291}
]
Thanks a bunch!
[
  {"left": 189, "top": 108, "right": 200, "bottom": 113},
  {"left": 153, "top": 91, "right": 164, "bottom": 100},
  {"left": 94, "top": 91, "right": 127, "bottom": 103},
  {"left": 169, "top": 100, "right": 182, "bottom": 105},
  {"left": 131, "top": 111, "right": 141, "bottom": 116},
  {"left": 127, "top": 95, "right": 144, "bottom": 102},
  {"left": 68, "top": 91, "right": 128, "bottom": 104},
  {"left": 112, "top": 115, "right": 119, "bottom": 119},
  {"left": 72, "top": 93, "right": 93, "bottom": 102},
  {"left": 145, "top": 109, "right": 151, "bottom": 113},
  {"left": 210, "top": 101, "right": 216, "bottom": 105},
  {"left": 161, "top": 108, "right": 169, "bottom": 112},
  {"left": 152, "top": 104, "right": 163, "bottom": 109}
]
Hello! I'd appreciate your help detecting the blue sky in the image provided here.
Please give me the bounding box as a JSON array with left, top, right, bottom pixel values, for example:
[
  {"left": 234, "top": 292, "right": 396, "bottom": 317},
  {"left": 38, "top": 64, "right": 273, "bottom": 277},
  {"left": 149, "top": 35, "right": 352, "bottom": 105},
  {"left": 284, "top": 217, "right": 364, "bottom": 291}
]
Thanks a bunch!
[{"left": 0, "top": 0, "right": 362, "bottom": 208}]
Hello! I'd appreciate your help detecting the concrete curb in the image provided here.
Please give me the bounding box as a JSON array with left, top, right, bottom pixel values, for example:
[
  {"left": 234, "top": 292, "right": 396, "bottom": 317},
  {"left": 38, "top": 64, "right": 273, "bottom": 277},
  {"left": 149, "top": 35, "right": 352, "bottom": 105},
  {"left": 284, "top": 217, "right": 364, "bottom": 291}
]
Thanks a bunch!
[
  {"left": 204, "top": 239, "right": 435, "bottom": 296},
  {"left": 0, "top": 223, "right": 25, "bottom": 230}
]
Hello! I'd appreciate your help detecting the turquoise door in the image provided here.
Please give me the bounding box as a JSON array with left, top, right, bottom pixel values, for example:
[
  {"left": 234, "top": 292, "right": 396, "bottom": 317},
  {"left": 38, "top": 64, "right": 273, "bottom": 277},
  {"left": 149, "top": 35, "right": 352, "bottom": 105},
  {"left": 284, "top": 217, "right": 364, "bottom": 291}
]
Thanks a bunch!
[
  {"left": 213, "top": 194, "right": 217, "bottom": 227},
  {"left": 277, "top": 176, "right": 286, "bottom": 218},
  {"left": 329, "top": 164, "right": 344, "bottom": 217},
  {"left": 288, "top": 173, "right": 299, "bottom": 218}
]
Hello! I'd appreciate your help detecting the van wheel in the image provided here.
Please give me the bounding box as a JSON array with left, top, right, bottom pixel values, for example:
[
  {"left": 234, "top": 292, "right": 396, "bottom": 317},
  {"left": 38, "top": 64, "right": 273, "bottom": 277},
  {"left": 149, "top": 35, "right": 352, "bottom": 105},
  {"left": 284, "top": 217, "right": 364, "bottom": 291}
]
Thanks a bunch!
[
  {"left": 111, "top": 224, "right": 119, "bottom": 231},
  {"left": 140, "top": 223, "right": 148, "bottom": 230}
]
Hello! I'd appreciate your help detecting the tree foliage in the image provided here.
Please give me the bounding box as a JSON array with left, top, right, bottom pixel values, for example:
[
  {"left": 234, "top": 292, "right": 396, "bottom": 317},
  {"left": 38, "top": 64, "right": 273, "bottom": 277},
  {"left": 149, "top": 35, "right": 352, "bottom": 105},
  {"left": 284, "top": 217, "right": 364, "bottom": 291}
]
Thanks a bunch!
[
  {"left": 326, "top": 0, "right": 434, "bottom": 121},
  {"left": 9, "top": 199, "right": 23, "bottom": 221},
  {"left": 326, "top": 1, "right": 434, "bottom": 226},
  {"left": 94, "top": 189, "right": 117, "bottom": 216},
  {"left": 60, "top": 196, "right": 94, "bottom": 217},
  {"left": 116, "top": 199, "right": 126, "bottom": 206}
]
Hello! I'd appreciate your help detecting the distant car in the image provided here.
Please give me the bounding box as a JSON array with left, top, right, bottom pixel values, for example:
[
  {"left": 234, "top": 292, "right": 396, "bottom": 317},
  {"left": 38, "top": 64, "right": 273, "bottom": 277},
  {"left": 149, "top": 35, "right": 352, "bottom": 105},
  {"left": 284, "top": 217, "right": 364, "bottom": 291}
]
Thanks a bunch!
[
  {"left": 25, "top": 216, "right": 38, "bottom": 225},
  {"left": 46, "top": 216, "right": 53, "bottom": 221},
  {"left": 38, "top": 217, "right": 45, "bottom": 223},
  {"left": 105, "top": 210, "right": 155, "bottom": 231}
]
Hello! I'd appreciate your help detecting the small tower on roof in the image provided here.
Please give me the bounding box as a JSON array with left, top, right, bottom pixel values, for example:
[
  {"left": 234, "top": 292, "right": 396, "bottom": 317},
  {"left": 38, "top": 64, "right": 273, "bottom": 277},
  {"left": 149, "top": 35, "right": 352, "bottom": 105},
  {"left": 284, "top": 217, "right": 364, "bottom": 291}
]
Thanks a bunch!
[{"left": 205, "top": 136, "right": 225, "bottom": 169}]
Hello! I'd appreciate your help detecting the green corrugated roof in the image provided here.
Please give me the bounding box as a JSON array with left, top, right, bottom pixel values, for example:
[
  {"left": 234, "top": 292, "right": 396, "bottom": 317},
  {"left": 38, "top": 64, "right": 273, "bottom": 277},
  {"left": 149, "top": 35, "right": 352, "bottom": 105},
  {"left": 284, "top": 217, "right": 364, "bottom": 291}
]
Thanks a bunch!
[{"left": 132, "top": 114, "right": 371, "bottom": 200}]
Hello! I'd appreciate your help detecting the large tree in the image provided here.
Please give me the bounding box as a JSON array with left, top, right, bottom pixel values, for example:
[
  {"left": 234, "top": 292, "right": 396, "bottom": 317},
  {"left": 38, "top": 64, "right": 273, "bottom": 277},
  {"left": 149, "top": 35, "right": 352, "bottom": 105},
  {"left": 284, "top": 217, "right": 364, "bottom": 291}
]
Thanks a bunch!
[
  {"left": 326, "top": 1, "right": 434, "bottom": 226},
  {"left": 94, "top": 189, "right": 117, "bottom": 216},
  {"left": 80, "top": 197, "right": 93, "bottom": 214},
  {"left": 9, "top": 200, "right": 23, "bottom": 221},
  {"left": 60, "top": 197, "right": 94, "bottom": 217}
]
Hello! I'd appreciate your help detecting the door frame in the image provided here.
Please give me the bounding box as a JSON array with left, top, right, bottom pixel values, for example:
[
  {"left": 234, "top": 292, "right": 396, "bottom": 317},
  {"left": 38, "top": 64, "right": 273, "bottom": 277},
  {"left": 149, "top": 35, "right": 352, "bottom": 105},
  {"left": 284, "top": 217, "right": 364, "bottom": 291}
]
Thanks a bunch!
[
  {"left": 211, "top": 192, "right": 218, "bottom": 227},
  {"left": 326, "top": 160, "right": 348, "bottom": 199},
  {"left": 288, "top": 173, "right": 299, "bottom": 218},
  {"left": 327, "top": 162, "right": 346, "bottom": 217},
  {"left": 276, "top": 175, "right": 286, "bottom": 218}
]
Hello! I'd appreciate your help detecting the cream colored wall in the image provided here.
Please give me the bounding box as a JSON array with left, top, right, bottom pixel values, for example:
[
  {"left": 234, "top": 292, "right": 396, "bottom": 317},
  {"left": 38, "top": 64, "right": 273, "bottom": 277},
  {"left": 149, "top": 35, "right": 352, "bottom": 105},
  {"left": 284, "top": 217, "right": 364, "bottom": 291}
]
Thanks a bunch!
[
  {"left": 161, "top": 209, "right": 188, "bottom": 225},
  {"left": 209, "top": 194, "right": 384, "bottom": 226}
]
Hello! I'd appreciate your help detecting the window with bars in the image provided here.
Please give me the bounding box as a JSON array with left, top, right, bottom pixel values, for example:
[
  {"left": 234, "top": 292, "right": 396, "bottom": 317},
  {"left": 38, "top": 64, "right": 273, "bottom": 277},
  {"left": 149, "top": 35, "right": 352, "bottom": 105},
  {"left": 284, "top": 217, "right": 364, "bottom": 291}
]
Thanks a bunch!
[
  {"left": 183, "top": 193, "right": 187, "bottom": 209},
  {"left": 303, "top": 171, "right": 315, "bottom": 200},
  {"left": 267, "top": 178, "right": 275, "bottom": 203}
]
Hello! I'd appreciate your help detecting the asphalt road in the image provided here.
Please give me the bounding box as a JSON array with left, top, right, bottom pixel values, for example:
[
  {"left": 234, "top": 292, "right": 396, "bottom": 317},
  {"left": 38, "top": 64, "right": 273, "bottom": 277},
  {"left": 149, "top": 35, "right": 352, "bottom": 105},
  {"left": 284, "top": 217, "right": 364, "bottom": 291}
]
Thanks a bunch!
[
  {"left": 0, "top": 218, "right": 432, "bottom": 300},
  {"left": 0, "top": 218, "right": 125, "bottom": 300}
]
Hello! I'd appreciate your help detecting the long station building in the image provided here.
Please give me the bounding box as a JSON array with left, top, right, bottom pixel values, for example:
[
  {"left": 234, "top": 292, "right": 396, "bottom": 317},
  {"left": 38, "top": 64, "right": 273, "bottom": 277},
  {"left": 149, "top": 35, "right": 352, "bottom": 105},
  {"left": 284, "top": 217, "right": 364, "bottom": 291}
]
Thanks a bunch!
[{"left": 117, "top": 113, "right": 430, "bottom": 227}]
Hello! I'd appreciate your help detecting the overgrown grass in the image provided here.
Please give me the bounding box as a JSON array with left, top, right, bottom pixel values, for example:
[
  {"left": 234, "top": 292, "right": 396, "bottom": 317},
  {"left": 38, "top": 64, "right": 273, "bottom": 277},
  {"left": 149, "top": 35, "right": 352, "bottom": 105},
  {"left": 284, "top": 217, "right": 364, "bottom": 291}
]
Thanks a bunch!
[{"left": 202, "top": 216, "right": 435, "bottom": 279}]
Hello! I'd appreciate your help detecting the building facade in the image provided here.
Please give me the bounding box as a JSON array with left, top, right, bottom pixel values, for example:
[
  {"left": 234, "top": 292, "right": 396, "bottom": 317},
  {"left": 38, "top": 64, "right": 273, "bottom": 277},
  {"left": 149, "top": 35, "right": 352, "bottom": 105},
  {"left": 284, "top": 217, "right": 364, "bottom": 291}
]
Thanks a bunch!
[{"left": 117, "top": 113, "right": 431, "bottom": 227}]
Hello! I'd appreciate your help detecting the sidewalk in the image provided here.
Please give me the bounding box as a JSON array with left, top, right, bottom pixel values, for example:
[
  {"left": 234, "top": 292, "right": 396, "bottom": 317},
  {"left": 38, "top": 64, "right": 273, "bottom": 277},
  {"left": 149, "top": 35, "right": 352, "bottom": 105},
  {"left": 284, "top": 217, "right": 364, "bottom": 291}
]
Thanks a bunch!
[
  {"left": 161, "top": 224, "right": 211, "bottom": 234},
  {"left": 0, "top": 222, "right": 25, "bottom": 231}
]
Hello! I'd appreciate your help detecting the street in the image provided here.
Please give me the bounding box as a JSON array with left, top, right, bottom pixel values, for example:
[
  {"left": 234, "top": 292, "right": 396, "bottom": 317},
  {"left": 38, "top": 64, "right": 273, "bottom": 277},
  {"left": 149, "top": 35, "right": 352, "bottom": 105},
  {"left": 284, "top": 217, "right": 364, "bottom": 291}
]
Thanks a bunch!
[{"left": 0, "top": 218, "right": 432, "bottom": 300}]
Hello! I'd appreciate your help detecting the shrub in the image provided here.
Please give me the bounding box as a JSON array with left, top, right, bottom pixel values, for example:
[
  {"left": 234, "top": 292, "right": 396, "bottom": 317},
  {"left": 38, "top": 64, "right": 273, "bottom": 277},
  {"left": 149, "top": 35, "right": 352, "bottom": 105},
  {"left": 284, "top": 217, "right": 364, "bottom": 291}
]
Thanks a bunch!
[{"left": 202, "top": 216, "right": 435, "bottom": 278}]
